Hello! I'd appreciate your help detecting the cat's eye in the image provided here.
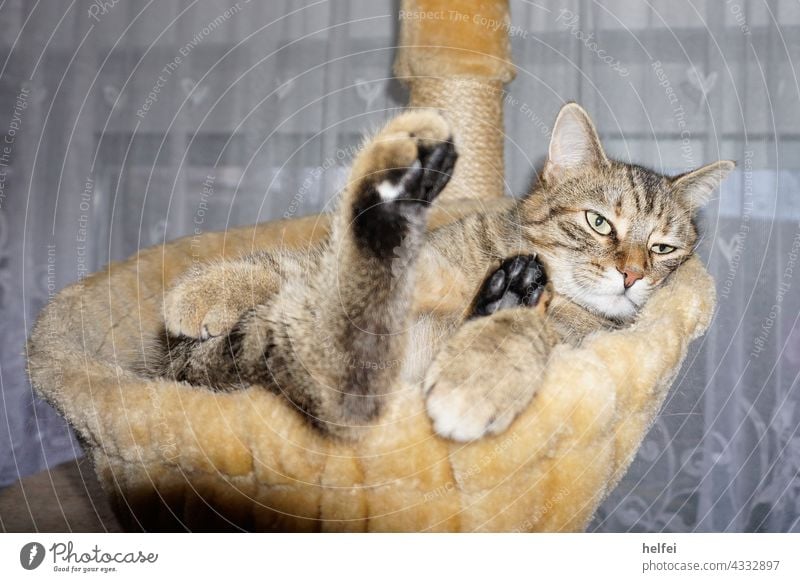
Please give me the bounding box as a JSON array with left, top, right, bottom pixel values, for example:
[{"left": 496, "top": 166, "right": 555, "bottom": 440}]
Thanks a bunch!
[
  {"left": 585, "top": 211, "right": 612, "bottom": 236},
  {"left": 651, "top": 243, "right": 677, "bottom": 255}
]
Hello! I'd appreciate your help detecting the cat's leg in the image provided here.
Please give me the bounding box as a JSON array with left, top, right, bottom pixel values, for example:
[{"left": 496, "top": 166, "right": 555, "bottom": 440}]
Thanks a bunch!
[
  {"left": 258, "top": 111, "right": 457, "bottom": 436},
  {"left": 151, "top": 249, "right": 309, "bottom": 384},
  {"left": 160, "top": 111, "right": 457, "bottom": 438},
  {"left": 425, "top": 254, "right": 555, "bottom": 441},
  {"left": 162, "top": 253, "right": 283, "bottom": 340}
]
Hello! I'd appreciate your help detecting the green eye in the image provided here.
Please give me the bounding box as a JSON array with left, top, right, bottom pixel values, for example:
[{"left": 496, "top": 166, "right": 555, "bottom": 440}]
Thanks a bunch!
[
  {"left": 585, "top": 211, "right": 612, "bottom": 235},
  {"left": 651, "top": 243, "right": 676, "bottom": 255}
]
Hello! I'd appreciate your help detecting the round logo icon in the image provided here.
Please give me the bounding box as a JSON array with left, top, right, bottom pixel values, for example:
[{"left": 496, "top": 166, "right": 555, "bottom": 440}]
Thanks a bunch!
[{"left": 20, "top": 542, "right": 46, "bottom": 570}]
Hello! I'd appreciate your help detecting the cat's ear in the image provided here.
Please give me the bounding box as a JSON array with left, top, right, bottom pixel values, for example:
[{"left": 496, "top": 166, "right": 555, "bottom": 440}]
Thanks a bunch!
[
  {"left": 543, "top": 102, "right": 608, "bottom": 183},
  {"left": 672, "top": 160, "right": 736, "bottom": 209}
]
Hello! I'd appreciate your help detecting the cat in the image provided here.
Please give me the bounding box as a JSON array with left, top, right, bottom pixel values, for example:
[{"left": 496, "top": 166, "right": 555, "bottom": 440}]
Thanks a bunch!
[{"left": 147, "top": 103, "right": 734, "bottom": 442}]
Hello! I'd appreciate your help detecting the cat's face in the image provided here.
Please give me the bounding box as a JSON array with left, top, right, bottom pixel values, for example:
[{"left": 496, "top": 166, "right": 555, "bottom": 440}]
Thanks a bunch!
[{"left": 525, "top": 103, "right": 734, "bottom": 321}]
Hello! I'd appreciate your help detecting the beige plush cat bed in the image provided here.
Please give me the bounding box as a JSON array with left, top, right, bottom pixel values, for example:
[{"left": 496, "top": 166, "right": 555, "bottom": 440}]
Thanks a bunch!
[{"left": 27, "top": 0, "right": 716, "bottom": 531}]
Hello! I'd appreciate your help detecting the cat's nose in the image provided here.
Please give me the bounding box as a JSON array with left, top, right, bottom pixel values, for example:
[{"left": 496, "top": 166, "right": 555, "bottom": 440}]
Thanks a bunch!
[{"left": 617, "top": 267, "right": 644, "bottom": 289}]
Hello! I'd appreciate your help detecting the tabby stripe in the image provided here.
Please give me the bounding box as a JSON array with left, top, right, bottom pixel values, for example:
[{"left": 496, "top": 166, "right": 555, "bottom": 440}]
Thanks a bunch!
[
  {"left": 628, "top": 167, "right": 641, "bottom": 213},
  {"left": 557, "top": 221, "right": 591, "bottom": 246}
]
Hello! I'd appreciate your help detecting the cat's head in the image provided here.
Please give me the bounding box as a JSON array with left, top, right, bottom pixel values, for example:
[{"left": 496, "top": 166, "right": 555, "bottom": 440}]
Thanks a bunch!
[{"left": 524, "top": 103, "right": 734, "bottom": 322}]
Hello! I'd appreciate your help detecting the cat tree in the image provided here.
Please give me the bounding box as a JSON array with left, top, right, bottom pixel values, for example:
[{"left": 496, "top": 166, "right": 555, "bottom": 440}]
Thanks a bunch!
[{"left": 27, "top": 0, "right": 716, "bottom": 531}]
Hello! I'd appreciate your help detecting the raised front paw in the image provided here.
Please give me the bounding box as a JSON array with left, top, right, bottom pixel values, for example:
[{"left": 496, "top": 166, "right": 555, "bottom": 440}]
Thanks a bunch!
[
  {"left": 163, "top": 260, "right": 277, "bottom": 339},
  {"left": 350, "top": 111, "right": 458, "bottom": 258},
  {"left": 471, "top": 254, "right": 549, "bottom": 318}
]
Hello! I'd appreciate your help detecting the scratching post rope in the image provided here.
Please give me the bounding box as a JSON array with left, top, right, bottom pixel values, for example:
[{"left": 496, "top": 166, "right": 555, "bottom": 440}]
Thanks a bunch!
[
  {"left": 410, "top": 79, "right": 507, "bottom": 200},
  {"left": 394, "top": 0, "right": 515, "bottom": 201}
]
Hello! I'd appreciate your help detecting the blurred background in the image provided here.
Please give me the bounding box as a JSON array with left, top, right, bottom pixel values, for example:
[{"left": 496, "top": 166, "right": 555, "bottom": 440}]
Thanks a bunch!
[{"left": 0, "top": 0, "right": 798, "bottom": 531}]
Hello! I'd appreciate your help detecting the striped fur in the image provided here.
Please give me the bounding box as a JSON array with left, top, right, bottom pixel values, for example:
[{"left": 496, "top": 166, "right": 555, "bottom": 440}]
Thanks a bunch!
[{"left": 147, "top": 104, "right": 734, "bottom": 441}]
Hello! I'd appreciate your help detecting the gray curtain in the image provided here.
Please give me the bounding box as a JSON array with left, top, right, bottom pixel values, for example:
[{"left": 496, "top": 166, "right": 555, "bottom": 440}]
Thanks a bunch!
[{"left": 1, "top": 0, "right": 798, "bottom": 532}]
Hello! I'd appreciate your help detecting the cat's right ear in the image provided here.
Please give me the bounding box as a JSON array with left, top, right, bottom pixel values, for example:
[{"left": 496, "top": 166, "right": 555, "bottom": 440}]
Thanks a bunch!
[{"left": 543, "top": 102, "right": 608, "bottom": 183}]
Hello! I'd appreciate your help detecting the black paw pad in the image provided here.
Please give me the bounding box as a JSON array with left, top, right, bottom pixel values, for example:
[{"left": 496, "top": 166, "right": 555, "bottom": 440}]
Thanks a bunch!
[
  {"left": 381, "top": 139, "right": 457, "bottom": 205},
  {"left": 353, "top": 139, "right": 457, "bottom": 259},
  {"left": 414, "top": 139, "right": 457, "bottom": 203},
  {"left": 471, "top": 254, "right": 547, "bottom": 318}
]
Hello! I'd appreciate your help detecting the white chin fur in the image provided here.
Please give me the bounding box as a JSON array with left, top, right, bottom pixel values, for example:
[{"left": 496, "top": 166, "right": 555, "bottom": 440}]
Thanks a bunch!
[
  {"left": 550, "top": 265, "right": 652, "bottom": 321},
  {"left": 580, "top": 293, "right": 638, "bottom": 320}
]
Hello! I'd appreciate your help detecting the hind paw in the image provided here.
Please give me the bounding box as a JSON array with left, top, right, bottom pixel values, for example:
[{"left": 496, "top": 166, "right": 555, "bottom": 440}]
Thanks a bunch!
[
  {"left": 163, "top": 261, "right": 277, "bottom": 340},
  {"left": 349, "top": 111, "right": 458, "bottom": 259}
]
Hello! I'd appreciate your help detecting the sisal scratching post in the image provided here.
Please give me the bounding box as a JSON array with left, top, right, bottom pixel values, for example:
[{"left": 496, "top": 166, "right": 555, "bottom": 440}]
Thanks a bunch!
[{"left": 394, "top": 0, "right": 515, "bottom": 201}]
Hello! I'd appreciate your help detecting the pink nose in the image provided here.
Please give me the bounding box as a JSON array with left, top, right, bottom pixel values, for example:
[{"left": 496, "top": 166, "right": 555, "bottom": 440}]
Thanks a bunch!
[{"left": 618, "top": 267, "right": 644, "bottom": 289}]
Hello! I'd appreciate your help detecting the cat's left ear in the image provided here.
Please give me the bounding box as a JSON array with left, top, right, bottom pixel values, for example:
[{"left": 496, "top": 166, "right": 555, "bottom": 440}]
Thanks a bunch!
[{"left": 671, "top": 160, "right": 736, "bottom": 209}]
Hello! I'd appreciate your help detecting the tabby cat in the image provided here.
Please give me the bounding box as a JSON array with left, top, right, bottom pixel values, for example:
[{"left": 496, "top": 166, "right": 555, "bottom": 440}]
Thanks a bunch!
[{"left": 149, "top": 103, "right": 733, "bottom": 441}]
